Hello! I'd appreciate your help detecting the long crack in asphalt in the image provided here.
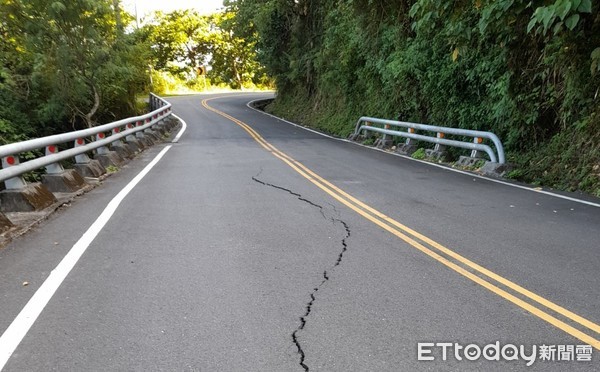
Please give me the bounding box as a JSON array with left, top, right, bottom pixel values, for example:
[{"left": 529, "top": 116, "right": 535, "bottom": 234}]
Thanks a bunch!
[{"left": 252, "top": 174, "right": 351, "bottom": 372}]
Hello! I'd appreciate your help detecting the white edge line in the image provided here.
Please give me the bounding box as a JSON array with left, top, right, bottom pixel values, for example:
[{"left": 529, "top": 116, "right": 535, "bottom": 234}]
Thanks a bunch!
[
  {"left": 170, "top": 113, "right": 187, "bottom": 143},
  {"left": 0, "top": 145, "right": 173, "bottom": 371},
  {"left": 246, "top": 98, "right": 600, "bottom": 208}
]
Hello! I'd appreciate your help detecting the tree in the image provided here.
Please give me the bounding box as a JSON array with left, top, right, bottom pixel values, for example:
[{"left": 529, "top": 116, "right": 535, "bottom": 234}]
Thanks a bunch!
[
  {"left": 143, "top": 10, "right": 211, "bottom": 74},
  {"left": 209, "top": 11, "right": 266, "bottom": 88},
  {"left": 19, "top": 0, "right": 121, "bottom": 127},
  {"left": 141, "top": 7, "right": 270, "bottom": 89}
]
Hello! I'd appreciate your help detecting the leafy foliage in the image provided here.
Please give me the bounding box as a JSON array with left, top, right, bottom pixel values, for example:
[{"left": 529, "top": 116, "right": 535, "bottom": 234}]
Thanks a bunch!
[
  {"left": 142, "top": 10, "right": 212, "bottom": 73},
  {"left": 0, "top": 0, "right": 150, "bottom": 144}
]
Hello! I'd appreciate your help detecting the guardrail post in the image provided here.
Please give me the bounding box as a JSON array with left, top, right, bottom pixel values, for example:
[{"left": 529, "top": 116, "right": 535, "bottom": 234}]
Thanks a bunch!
[
  {"left": 1, "top": 156, "right": 28, "bottom": 190},
  {"left": 396, "top": 128, "right": 418, "bottom": 155},
  {"left": 125, "top": 123, "right": 144, "bottom": 152},
  {"left": 137, "top": 119, "right": 153, "bottom": 146},
  {"left": 95, "top": 133, "right": 110, "bottom": 155},
  {"left": 425, "top": 132, "right": 449, "bottom": 161},
  {"left": 376, "top": 124, "right": 394, "bottom": 149},
  {"left": 155, "top": 111, "right": 169, "bottom": 135},
  {"left": 361, "top": 121, "right": 371, "bottom": 143},
  {"left": 145, "top": 115, "right": 161, "bottom": 141},
  {"left": 160, "top": 109, "right": 176, "bottom": 132},
  {"left": 470, "top": 137, "right": 485, "bottom": 159},
  {"left": 434, "top": 132, "right": 447, "bottom": 152},
  {"left": 153, "top": 113, "right": 164, "bottom": 135},
  {"left": 149, "top": 94, "right": 156, "bottom": 111},
  {"left": 406, "top": 128, "right": 416, "bottom": 145},
  {"left": 41, "top": 145, "right": 87, "bottom": 192},
  {"left": 73, "top": 138, "right": 106, "bottom": 178},
  {"left": 44, "top": 145, "right": 64, "bottom": 174},
  {"left": 0, "top": 155, "right": 57, "bottom": 212},
  {"left": 74, "top": 138, "right": 91, "bottom": 164},
  {"left": 457, "top": 137, "right": 488, "bottom": 168},
  {"left": 94, "top": 132, "right": 124, "bottom": 168}
]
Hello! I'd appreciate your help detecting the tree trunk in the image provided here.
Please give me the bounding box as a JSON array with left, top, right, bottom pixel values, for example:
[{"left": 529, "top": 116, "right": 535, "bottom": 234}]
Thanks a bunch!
[
  {"left": 84, "top": 85, "right": 100, "bottom": 128},
  {"left": 233, "top": 60, "right": 243, "bottom": 90}
]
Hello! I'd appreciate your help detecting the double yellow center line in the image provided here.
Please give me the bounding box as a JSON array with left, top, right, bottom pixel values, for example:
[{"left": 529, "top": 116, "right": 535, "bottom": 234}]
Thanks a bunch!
[{"left": 202, "top": 96, "right": 600, "bottom": 349}]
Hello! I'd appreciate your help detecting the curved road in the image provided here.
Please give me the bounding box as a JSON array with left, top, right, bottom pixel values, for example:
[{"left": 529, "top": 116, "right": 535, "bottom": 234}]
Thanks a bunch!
[{"left": 0, "top": 93, "right": 599, "bottom": 371}]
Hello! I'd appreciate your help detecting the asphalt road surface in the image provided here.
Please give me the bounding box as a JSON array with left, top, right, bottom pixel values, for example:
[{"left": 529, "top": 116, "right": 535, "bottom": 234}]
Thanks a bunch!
[{"left": 0, "top": 93, "right": 599, "bottom": 371}]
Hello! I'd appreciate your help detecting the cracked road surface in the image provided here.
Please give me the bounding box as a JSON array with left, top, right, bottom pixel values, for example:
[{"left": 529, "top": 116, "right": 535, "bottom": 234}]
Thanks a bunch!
[
  {"left": 252, "top": 172, "right": 351, "bottom": 371},
  {"left": 1, "top": 93, "right": 599, "bottom": 371}
]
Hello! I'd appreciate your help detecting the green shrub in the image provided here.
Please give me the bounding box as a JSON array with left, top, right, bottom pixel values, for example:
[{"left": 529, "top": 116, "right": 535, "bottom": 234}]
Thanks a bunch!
[{"left": 411, "top": 148, "right": 427, "bottom": 160}]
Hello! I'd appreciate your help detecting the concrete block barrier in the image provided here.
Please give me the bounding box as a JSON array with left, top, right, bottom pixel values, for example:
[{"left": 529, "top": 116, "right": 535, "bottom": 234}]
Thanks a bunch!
[
  {"left": 42, "top": 169, "right": 87, "bottom": 193},
  {"left": 74, "top": 160, "right": 106, "bottom": 178},
  {"left": 0, "top": 183, "right": 57, "bottom": 212}
]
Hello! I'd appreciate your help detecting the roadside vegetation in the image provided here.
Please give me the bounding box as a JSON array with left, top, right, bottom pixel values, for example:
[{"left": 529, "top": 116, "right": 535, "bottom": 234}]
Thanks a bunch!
[
  {"left": 0, "top": 0, "right": 270, "bottom": 145},
  {"left": 233, "top": 0, "right": 600, "bottom": 196}
]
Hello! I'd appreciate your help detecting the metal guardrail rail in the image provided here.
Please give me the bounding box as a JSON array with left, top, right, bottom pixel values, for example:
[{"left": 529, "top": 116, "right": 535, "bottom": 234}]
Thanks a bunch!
[
  {"left": 353, "top": 117, "right": 505, "bottom": 164},
  {"left": 0, "top": 93, "right": 172, "bottom": 188}
]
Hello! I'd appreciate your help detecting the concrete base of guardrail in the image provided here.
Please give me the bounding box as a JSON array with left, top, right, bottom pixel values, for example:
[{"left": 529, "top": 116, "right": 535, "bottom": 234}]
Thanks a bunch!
[
  {"left": 137, "top": 135, "right": 154, "bottom": 147},
  {"left": 154, "top": 124, "right": 167, "bottom": 136},
  {"left": 347, "top": 133, "right": 363, "bottom": 142},
  {"left": 96, "top": 151, "right": 124, "bottom": 168},
  {"left": 457, "top": 156, "right": 485, "bottom": 168},
  {"left": 126, "top": 138, "right": 144, "bottom": 153},
  {"left": 164, "top": 118, "right": 176, "bottom": 130},
  {"left": 162, "top": 117, "right": 176, "bottom": 130},
  {"left": 112, "top": 143, "right": 134, "bottom": 159},
  {"left": 0, "top": 183, "right": 57, "bottom": 212},
  {"left": 0, "top": 212, "right": 14, "bottom": 233},
  {"left": 481, "top": 161, "right": 514, "bottom": 178},
  {"left": 375, "top": 139, "right": 394, "bottom": 149},
  {"left": 396, "top": 144, "right": 418, "bottom": 155},
  {"left": 145, "top": 130, "right": 161, "bottom": 142},
  {"left": 42, "top": 169, "right": 87, "bottom": 193},
  {"left": 425, "top": 149, "right": 450, "bottom": 162},
  {"left": 74, "top": 160, "right": 106, "bottom": 178}
]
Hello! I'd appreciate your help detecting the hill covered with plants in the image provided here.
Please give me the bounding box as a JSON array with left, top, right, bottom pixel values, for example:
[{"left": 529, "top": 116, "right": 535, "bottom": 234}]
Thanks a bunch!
[{"left": 233, "top": 0, "right": 600, "bottom": 196}]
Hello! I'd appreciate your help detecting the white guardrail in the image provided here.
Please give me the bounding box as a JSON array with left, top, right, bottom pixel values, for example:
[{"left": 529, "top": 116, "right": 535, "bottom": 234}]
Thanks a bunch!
[
  {"left": 351, "top": 117, "right": 505, "bottom": 164},
  {"left": 0, "top": 93, "right": 172, "bottom": 189}
]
